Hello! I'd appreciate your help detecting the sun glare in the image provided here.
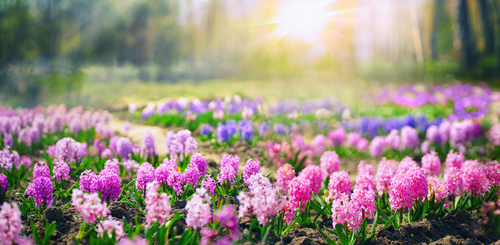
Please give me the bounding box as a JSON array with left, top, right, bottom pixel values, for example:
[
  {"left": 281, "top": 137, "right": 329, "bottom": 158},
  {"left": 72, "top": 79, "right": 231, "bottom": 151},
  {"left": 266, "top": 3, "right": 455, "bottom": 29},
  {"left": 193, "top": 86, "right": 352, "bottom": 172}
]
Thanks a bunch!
[{"left": 274, "top": 0, "right": 334, "bottom": 43}]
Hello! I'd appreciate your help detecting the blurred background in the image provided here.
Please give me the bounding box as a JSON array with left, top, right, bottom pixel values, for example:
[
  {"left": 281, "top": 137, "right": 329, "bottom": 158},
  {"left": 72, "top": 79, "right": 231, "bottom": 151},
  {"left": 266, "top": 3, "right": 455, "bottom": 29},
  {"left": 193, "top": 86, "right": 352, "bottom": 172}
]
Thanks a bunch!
[{"left": 1, "top": 0, "right": 499, "bottom": 109}]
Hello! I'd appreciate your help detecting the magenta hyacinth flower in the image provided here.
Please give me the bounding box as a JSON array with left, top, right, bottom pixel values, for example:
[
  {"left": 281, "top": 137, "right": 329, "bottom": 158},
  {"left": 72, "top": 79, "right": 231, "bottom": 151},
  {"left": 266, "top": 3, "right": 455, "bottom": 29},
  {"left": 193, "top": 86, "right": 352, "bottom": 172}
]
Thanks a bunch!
[
  {"left": 298, "top": 165, "right": 322, "bottom": 194},
  {"left": 98, "top": 169, "right": 122, "bottom": 202},
  {"left": 117, "top": 237, "right": 148, "bottom": 245},
  {"left": 331, "top": 193, "right": 362, "bottom": 232},
  {"left": 237, "top": 173, "right": 278, "bottom": 226},
  {"left": 20, "top": 156, "right": 31, "bottom": 168},
  {"left": 385, "top": 129, "right": 401, "bottom": 150},
  {"left": 25, "top": 176, "right": 54, "bottom": 208},
  {"left": 421, "top": 151, "right": 441, "bottom": 176},
  {"left": 145, "top": 181, "right": 172, "bottom": 226},
  {"left": 183, "top": 165, "right": 201, "bottom": 187},
  {"left": 122, "top": 159, "right": 139, "bottom": 174},
  {"left": 355, "top": 174, "right": 375, "bottom": 192},
  {"left": 375, "top": 158, "right": 397, "bottom": 194},
  {"left": 426, "top": 176, "right": 447, "bottom": 205},
  {"left": 288, "top": 177, "right": 312, "bottom": 208},
  {"left": 101, "top": 149, "right": 113, "bottom": 159},
  {"left": 244, "top": 159, "right": 261, "bottom": 184},
  {"left": 388, "top": 167, "right": 428, "bottom": 211},
  {"left": 445, "top": 150, "right": 464, "bottom": 169},
  {"left": 155, "top": 160, "right": 176, "bottom": 185},
  {"left": 33, "top": 161, "right": 50, "bottom": 179},
  {"left": 426, "top": 125, "right": 440, "bottom": 144},
  {"left": 439, "top": 120, "right": 451, "bottom": 143},
  {"left": 0, "top": 202, "right": 31, "bottom": 245},
  {"left": 104, "top": 158, "right": 120, "bottom": 176},
  {"left": 53, "top": 159, "right": 70, "bottom": 182},
  {"left": 488, "top": 124, "right": 500, "bottom": 145},
  {"left": 201, "top": 176, "right": 216, "bottom": 195},
  {"left": 72, "top": 189, "right": 110, "bottom": 224},
  {"left": 320, "top": 151, "right": 340, "bottom": 180},
  {"left": 327, "top": 128, "right": 346, "bottom": 147},
  {"left": 352, "top": 187, "right": 376, "bottom": 219},
  {"left": 95, "top": 216, "right": 125, "bottom": 239},
  {"left": 94, "top": 139, "right": 106, "bottom": 156},
  {"left": 442, "top": 167, "right": 463, "bottom": 197},
  {"left": 3, "top": 133, "right": 13, "bottom": 148},
  {"left": 190, "top": 153, "right": 207, "bottom": 176},
  {"left": 346, "top": 132, "right": 361, "bottom": 147},
  {"left": 217, "top": 155, "right": 239, "bottom": 185},
  {"left": 401, "top": 126, "right": 419, "bottom": 149},
  {"left": 462, "top": 165, "right": 490, "bottom": 197},
  {"left": 356, "top": 138, "right": 369, "bottom": 151},
  {"left": 220, "top": 154, "right": 239, "bottom": 174},
  {"left": 396, "top": 156, "right": 419, "bottom": 174},
  {"left": 140, "top": 130, "right": 156, "bottom": 158},
  {"left": 276, "top": 164, "right": 295, "bottom": 193},
  {"left": 136, "top": 163, "right": 156, "bottom": 191},
  {"left": 369, "top": 136, "right": 386, "bottom": 157},
  {"left": 80, "top": 170, "right": 99, "bottom": 193},
  {"left": 116, "top": 137, "right": 133, "bottom": 159},
  {"left": 484, "top": 161, "right": 500, "bottom": 187},
  {"left": 186, "top": 188, "right": 212, "bottom": 229},
  {"left": 328, "top": 171, "right": 351, "bottom": 200},
  {"left": 357, "top": 161, "right": 375, "bottom": 178},
  {"left": 0, "top": 173, "right": 7, "bottom": 193},
  {"left": 54, "top": 137, "right": 80, "bottom": 163},
  {"left": 167, "top": 170, "right": 184, "bottom": 195}
]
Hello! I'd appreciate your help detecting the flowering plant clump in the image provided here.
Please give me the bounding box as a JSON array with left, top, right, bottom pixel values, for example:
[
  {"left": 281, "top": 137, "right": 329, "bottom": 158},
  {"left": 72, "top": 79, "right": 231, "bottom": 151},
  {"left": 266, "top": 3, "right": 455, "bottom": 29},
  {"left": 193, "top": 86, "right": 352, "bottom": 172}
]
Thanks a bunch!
[
  {"left": 7, "top": 96, "right": 500, "bottom": 244},
  {"left": 25, "top": 176, "right": 53, "bottom": 209},
  {"left": 243, "top": 158, "right": 260, "bottom": 184},
  {"left": 298, "top": 165, "right": 322, "bottom": 194},
  {"left": 140, "top": 131, "right": 156, "bottom": 159},
  {"left": 375, "top": 158, "right": 396, "bottom": 194},
  {"left": 0, "top": 173, "right": 7, "bottom": 194},
  {"left": 396, "top": 156, "right": 419, "bottom": 174},
  {"left": 0, "top": 202, "right": 32, "bottom": 244},
  {"left": 320, "top": 151, "right": 340, "bottom": 179},
  {"left": 445, "top": 150, "right": 464, "bottom": 169},
  {"left": 53, "top": 159, "right": 70, "bottom": 182},
  {"left": 328, "top": 171, "right": 351, "bottom": 200},
  {"left": 217, "top": 154, "right": 239, "bottom": 185},
  {"left": 185, "top": 188, "right": 212, "bottom": 229},
  {"left": 421, "top": 151, "right": 441, "bottom": 176},
  {"left": 331, "top": 193, "right": 362, "bottom": 232},
  {"left": 276, "top": 164, "right": 295, "bottom": 193},
  {"left": 80, "top": 170, "right": 99, "bottom": 193},
  {"left": 145, "top": 181, "right": 172, "bottom": 226},
  {"left": 389, "top": 167, "right": 428, "bottom": 211},
  {"left": 136, "top": 162, "right": 156, "bottom": 191},
  {"left": 462, "top": 164, "right": 491, "bottom": 197},
  {"left": 72, "top": 189, "right": 110, "bottom": 224},
  {"left": 237, "top": 173, "right": 278, "bottom": 226}
]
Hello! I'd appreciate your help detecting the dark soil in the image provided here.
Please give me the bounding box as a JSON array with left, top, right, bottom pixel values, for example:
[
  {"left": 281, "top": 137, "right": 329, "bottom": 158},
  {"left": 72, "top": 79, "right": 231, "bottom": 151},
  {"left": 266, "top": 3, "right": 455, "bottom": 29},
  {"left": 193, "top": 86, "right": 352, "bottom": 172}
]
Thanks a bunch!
[{"left": 369, "top": 209, "right": 500, "bottom": 245}]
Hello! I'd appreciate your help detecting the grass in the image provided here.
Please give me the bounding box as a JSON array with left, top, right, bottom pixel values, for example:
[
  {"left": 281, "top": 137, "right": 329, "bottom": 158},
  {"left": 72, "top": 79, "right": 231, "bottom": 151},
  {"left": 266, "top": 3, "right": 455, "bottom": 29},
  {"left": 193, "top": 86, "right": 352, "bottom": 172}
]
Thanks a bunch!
[{"left": 81, "top": 76, "right": 379, "bottom": 111}]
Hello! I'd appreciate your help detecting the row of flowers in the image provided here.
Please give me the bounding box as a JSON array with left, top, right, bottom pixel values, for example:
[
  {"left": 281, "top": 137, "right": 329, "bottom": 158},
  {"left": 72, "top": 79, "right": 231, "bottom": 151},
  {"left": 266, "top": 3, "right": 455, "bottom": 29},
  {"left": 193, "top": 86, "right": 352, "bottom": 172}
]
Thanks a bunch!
[{"left": 2, "top": 136, "right": 500, "bottom": 244}]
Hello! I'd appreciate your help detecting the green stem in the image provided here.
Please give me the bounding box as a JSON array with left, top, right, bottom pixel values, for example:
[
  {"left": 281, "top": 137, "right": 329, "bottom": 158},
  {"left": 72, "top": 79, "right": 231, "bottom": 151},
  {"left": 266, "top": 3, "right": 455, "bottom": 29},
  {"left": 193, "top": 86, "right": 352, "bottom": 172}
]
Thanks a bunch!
[
  {"left": 77, "top": 221, "right": 87, "bottom": 239},
  {"left": 399, "top": 209, "right": 403, "bottom": 225}
]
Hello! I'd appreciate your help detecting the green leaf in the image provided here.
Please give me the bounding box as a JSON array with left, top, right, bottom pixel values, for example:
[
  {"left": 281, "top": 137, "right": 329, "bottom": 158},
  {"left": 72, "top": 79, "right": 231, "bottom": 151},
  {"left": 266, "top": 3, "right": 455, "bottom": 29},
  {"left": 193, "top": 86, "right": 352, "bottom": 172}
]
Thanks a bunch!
[
  {"left": 314, "top": 223, "right": 337, "bottom": 245},
  {"left": 30, "top": 220, "right": 41, "bottom": 245},
  {"left": 72, "top": 236, "right": 81, "bottom": 245},
  {"left": 43, "top": 221, "right": 57, "bottom": 245},
  {"left": 335, "top": 223, "right": 348, "bottom": 245}
]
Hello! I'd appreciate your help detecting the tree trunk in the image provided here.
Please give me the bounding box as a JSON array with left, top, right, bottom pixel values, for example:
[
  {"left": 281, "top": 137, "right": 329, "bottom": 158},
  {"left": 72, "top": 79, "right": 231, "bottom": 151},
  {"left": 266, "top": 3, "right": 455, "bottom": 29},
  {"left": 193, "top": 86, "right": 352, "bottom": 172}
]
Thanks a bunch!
[
  {"left": 430, "top": 0, "right": 444, "bottom": 61},
  {"left": 457, "top": 0, "right": 476, "bottom": 70},
  {"left": 490, "top": 0, "right": 500, "bottom": 77},
  {"left": 477, "top": 0, "right": 495, "bottom": 54}
]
